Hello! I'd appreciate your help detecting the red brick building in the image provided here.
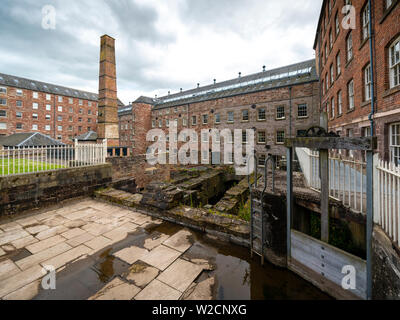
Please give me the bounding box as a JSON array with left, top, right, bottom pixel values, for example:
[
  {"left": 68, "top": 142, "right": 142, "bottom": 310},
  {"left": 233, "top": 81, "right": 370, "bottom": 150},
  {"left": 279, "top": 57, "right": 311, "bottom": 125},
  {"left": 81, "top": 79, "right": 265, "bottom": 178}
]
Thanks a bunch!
[
  {"left": 0, "top": 73, "right": 124, "bottom": 144},
  {"left": 314, "top": 0, "right": 400, "bottom": 162},
  {"left": 119, "top": 59, "right": 320, "bottom": 167}
]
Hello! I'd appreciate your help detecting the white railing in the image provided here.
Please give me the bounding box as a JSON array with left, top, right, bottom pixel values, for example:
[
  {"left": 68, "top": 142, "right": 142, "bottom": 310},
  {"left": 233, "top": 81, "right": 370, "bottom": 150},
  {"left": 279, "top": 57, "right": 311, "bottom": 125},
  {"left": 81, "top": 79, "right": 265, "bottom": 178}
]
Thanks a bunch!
[
  {"left": 375, "top": 159, "right": 400, "bottom": 246},
  {"left": 0, "top": 140, "right": 107, "bottom": 177},
  {"left": 297, "top": 148, "right": 367, "bottom": 214}
]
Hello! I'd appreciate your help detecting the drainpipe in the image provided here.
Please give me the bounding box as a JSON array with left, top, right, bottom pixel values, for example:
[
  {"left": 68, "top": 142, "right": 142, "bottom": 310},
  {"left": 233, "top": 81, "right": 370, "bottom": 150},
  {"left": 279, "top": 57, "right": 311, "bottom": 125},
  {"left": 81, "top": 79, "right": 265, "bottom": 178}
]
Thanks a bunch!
[
  {"left": 368, "top": 0, "right": 376, "bottom": 136},
  {"left": 289, "top": 86, "right": 292, "bottom": 138}
]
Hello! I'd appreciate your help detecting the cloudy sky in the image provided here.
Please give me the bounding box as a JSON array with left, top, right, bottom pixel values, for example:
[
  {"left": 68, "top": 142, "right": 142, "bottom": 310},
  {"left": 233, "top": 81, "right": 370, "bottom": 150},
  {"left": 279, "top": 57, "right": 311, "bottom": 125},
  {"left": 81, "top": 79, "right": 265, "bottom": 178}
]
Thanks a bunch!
[{"left": 0, "top": 0, "right": 321, "bottom": 105}]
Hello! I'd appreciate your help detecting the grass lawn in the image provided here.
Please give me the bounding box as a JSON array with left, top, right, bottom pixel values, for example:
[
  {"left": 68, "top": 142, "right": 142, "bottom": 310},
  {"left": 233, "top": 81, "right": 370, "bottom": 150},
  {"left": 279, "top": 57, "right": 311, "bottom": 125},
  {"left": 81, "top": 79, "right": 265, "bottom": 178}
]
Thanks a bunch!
[{"left": 0, "top": 159, "right": 65, "bottom": 175}]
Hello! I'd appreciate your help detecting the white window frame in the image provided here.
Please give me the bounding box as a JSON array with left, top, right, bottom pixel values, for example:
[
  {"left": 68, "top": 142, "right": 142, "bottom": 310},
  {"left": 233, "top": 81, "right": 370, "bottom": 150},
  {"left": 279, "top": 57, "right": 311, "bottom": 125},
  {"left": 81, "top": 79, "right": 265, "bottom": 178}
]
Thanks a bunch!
[
  {"left": 347, "top": 32, "right": 353, "bottom": 62},
  {"left": 348, "top": 80, "right": 355, "bottom": 110},
  {"left": 364, "top": 64, "right": 372, "bottom": 101},
  {"left": 390, "top": 123, "right": 400, "bottom": 165},
  {"left": 338, "top": 91, "right": 343, "bottom": 115},
  {"left": 389, "top": 36, "right": 400, "bottom": 88},
  {"left": 362, "top": 5, "right": 370, "bottom": 41}
]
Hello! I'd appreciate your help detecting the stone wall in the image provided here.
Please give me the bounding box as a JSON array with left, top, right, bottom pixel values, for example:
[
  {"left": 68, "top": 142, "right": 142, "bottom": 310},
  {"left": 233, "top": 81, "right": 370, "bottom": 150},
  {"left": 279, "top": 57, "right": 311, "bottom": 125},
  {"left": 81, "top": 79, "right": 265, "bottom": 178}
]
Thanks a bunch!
[
  {"left": 372, "top": 226, "right": 400, "bottom": 300},
  {"left": 0, "top": 164, "right": 112, "bottom": 217}
]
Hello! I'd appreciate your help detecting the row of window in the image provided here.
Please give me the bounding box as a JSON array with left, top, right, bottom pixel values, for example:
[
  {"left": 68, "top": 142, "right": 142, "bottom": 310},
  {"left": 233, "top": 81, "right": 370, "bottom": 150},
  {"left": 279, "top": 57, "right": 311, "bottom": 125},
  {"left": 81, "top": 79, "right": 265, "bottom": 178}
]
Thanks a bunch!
[
  {"left": 0, "top": 122, "right": 92, "bottom": 133},
  {"left": 154, "top": 105, "right": 188, "bottom": 117},
  {"left": 0, "top": 110, "right": 95, "bottom": 123},
  {"left": 151, "top": 105, "right": 308, "bottom": 128},
  {"left": 0, "top": 87, "right": 96, "bottom": 106}
]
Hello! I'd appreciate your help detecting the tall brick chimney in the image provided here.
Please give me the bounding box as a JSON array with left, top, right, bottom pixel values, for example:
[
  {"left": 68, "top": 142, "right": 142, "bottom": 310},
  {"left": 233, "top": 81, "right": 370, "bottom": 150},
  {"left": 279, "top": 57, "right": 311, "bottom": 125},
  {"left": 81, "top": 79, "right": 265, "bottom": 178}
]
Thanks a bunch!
[{"left": 97, "top": 35, "right": 119, "bottom": 146}]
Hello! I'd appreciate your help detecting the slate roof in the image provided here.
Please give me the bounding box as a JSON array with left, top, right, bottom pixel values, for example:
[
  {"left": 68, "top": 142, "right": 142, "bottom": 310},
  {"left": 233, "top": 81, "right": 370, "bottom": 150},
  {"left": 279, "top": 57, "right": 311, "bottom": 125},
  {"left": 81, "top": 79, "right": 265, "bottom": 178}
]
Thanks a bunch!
[
  {"left": 75, "top": 131, "right": 98, "bottom": 141},
  {"left": 0, "top": 72, "right": 125, "bottom": 107},
  {"left": 152, "top": 59, "right": 318, "bottom": 109},
  {"left": 0, "top": 132, "right": 65, "bottom": 147}
]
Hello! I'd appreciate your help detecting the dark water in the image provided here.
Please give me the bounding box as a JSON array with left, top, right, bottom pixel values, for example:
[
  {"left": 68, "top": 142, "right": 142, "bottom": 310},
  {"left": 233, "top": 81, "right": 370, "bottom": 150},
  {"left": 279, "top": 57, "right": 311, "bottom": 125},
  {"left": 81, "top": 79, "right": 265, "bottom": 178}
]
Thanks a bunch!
[{"left": 34, "top": 222, "right": 331, "bottom": 300}]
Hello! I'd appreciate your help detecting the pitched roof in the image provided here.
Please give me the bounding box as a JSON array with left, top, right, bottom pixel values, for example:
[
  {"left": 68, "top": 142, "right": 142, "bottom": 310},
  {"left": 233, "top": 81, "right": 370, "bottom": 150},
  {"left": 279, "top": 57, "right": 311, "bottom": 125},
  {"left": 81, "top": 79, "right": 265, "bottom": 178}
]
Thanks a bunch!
[
  {"left": 75, "top": 131, "right": 97, "bottom": 141},
  {"left": 133, "top": 96, "right": 155, "bottom": 105},
  {"left": 0, "top": 72, "right": 125, "bottom": 107},
  {"left": 0, "top": 132, "right": 65, "bottom": 147},
  {"left": 152, "top": 59, "right": 318, "bottom": 109}
]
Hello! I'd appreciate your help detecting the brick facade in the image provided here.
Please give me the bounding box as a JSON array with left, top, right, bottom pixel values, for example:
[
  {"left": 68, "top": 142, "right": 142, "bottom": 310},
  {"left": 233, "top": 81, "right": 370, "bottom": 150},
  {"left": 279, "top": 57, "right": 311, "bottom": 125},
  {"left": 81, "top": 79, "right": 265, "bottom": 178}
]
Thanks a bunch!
[
  {"left": 0, "top": 80, "right": 98, "bottom": 144},
  {"left": 314, "top": 0, "right": 400, "bottom": 162},
  {"left": 119, "top": 60, "right": 320, "bottom": 167}
]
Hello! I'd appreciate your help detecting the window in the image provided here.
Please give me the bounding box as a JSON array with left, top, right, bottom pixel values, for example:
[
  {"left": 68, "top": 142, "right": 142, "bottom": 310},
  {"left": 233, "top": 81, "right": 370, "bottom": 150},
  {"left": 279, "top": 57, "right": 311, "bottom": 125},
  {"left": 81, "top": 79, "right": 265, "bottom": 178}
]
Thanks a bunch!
[
  {"left": 258, "top": 131, "right": 266, "bottom": 144},
  {"left": 329, "top": 31, "right": 333, "bottom": 49},
  {"left": 326, "top": 73, "right": 329, "bottom": 91},
  {"left": 347, "top": 32, "right": 353, "bottom": 62},
  {"left": 32, "top": 124, "right": 38, "bottom": 131},
  {"left": 0, "top": 99, "right": 6, "bottom": 106},
  {"left": 330, "top": 64, "right": 334, "bottom": 84},
  {"left": 298, "top": 104, "right": 308, "bottom": 118},
  {"left": 362, "top": 5, "right": 370, "bottom": 41},
  {"left": 0, "top": 110, "right": 6, "bottom": 117},
  {"left": 389, "top": 36, "right": 400, "bottom": 88},
  {"left": 46, "top": 114, "right": 51, "bottom": 120},
  {"left": 338, "top": 91, "right": 343, "bottom": 115},
  {"left": 276, "top": 131, "right": 285, "bottom": 144},
  {"left": 45, "top": 125, "right": 51, "bottom": 131},
  {"left": 58, "top": 96, "right": 63, "bottom": 102},
  {"left": 390, "top": 123, "right": 400, "bottom": 165},
  {"left": 348, "top": 80, "right": 355, "bottom": 110},
  {"left": 58, "top": 116, "right": 62, "bottom": 122},
  {"left": 386, "top": 0, "right": 393, "bottom": 9},
  {"left": 336, "top": 52, "right": 341, "bottom": 75},
  {"left": 152, "top": 120, "right": 156, "bottom": 128},
  {"left": 88, "top": 110, "right": 92, "bottom": 115},
  {"left": 17, "top": 100, "right": 23, "bottom": 107},
  {"left": 69, "top": 116, "right": 73, "bottom": 122},
  {"left": 258, "top": 154, "right": 266, "bottom": 167},
  {"left": 192, "top": 115, "right": 197, "bottom": 125},
  {"left": 33, "top": 92, "right": 39, "bottom": 99},
  {"left": 69, "top": 98, "right": 73, "bottom": 104},
  {"left": 276, "top": 106, "right": 285, "bottom": 119},
  {"left": 32, "top": 113, "right": 38, "bottom": 119},
  {"left": 16, "top": 89, "right": 23, "bottom": 96},
  {"left": 33, "top": 103, "right": 38, "bottom": 109},
  {"left": 202, "top": 132, "right": 208, "bottom": 143},
  {"left": 215, "top": 113, "right": 221, "bottom": 124},
  {"left": 0, "top": 123, "right": 6, "bottom": 130},
  {"left": 46, "top": 94, "right": 51, "bottom": 101},
  {"left": 16, "top": 111, "right": 22, "bottom": 118},
  {"left": 58, "top": 106, "right": 63, "bottom": 112},
  {"left": 0, "top": 87, "right": 6, "bottom": 94},
  {"left": 88, "top": 101, "right": 92, "bottom": 107},
  {"left": 46, "top": 104, "right": 51, "bottom": 111},
  {"left": 227, "top": 111, "right": 234, "bottom": 123},
  {"left": 16, "top": 123, "right": 23, "bottom": 130},
  {"left": 58, "top": 126, "right": 63, "bottom": 132},
  {"left": 242, "top": 131, "right": 247, "bottom": 144},
  {"left": 202, "top": 114, "right": 208, "bottom": 124},
  {"left": 183, "top": 118, "right": 187, "bottom": 126},
  {"left": 242, "top": 110, "right": 249, "bottom": 121},
  {"left": 331, "top": 97, "right": 335, "bottom": 119},
  {"left": 297, "top": 130, "right": 307, "bottom": 137},
  {"left": 79, "top": 100, "right": 83, "bottom": 105},
  {"left": 166, "top": 119, "right": 170, "bottom": 128},
  {"left": 69, "top": 107, "right": 73, "bottom": 113},
  {"left": 258, "top": 108, "right": 266, "bottom": 120},
  {"left": 79, "top": 108, "right": 83, "bottom": 114},
  {"left": 364, "top": 64, "right": 372, "bottom": 101}
]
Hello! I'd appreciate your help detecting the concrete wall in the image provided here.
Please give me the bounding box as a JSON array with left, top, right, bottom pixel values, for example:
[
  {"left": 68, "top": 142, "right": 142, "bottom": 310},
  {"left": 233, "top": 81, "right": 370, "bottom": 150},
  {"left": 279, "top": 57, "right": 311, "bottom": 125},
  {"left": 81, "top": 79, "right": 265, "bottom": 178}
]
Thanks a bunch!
[{"left": 0, "top": 164, "right": 112, "bottom": 216}]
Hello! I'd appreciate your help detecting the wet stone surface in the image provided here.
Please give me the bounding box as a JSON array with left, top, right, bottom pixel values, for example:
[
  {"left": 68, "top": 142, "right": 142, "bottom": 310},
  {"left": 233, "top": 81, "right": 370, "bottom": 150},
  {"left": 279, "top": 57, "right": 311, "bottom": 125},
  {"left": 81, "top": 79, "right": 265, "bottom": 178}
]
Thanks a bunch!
[{"left": 0, "top": 199, "right": 331, "bottom": 300}]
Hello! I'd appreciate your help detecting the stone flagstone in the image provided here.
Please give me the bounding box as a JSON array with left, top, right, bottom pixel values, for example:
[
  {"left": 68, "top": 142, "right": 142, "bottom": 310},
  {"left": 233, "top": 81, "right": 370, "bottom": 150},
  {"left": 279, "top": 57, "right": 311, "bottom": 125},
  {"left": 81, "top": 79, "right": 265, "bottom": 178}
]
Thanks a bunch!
[
  {"left": 0, "top": 259, "right": 20, "bottom": 281},
  {"left": 157, "top": 259, "right": 203, "bottom": 292},
  {"left": 66, "top": 233, "right": 95, "bottom": 247},
  {"left": 163, "top": 229, "right": 193, "bottom": 253},
  {"left": 35, "top": 226, "right": 69, "bottom": 241},
  {"left": 143, "top": 233, "right": 170, "bottom": 251},
  {"left": 125, "top": 263, "right": 159, "bottom": 288},
  {"left": 113, "top": 246, "right": 148, "bottom": 265},
  {"left": 141, "top": 245, "right": 182, "bottom": 271},
  {"left": 134, "top": 279, "right": 182, "bottom": 300},
  {"left": 84, "top": 236, "right": 112, "bottom": 252},
  {"left": 41, "top": 245, "right": 91, "bottom": 270},
  {"left": 25, "top": 225, "right": 50, "bottom": 235},
  {"left": 61, "top": 228, "right": 86, "bottom": 240},
  {"left": 11, "top": 235, "right": 39, "bottom": 249},
  {"left": 0, "top": 229, "right": 30, "bottom": 246},
  {"left": 3, "top": 280, "right": 41, "bottom": 300},
  {"left": 26, "top": 235, "right": 66, "bottom": 254},
  {"left": 0, "top": 265, "right": 43, "bottom": 299},
  {"left": 16, "top": 242, "right": 72, "bottom": 271},
  {"left": 89, "top": 277, "right": 140, "bottom": 300}
]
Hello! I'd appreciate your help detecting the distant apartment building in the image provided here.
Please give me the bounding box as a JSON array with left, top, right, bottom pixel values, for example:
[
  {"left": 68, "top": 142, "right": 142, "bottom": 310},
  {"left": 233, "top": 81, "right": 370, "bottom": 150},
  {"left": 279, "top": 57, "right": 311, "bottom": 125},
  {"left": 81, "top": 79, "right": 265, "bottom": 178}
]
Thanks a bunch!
[
  {"left": 0, "top": 73, "right": 123, "bottom": 144},
  {"left": 314, "top": 0, "right": 400, "bottom": 162},
  {"left": 119, "top": 59, "right": 320, "bottom": 166}
]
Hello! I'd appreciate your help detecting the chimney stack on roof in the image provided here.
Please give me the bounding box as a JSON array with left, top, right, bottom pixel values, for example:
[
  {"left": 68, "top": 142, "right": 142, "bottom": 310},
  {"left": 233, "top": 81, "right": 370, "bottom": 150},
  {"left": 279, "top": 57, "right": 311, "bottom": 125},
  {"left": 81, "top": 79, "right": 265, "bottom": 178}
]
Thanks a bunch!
[
  {"left": 238, "top": 72, "right": 241, "bottom": 78},
  {"left": 263, "top": 66, "right": 266, "bottom": 72},
  {"left": 213, "top": 79, "right": 216, "bottom": 85}
]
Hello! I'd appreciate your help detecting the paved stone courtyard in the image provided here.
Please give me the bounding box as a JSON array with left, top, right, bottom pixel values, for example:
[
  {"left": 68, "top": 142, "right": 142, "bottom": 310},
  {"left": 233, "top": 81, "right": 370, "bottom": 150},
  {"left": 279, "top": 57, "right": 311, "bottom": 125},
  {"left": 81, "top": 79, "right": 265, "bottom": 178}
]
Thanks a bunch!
[{"left": 0, "top": 199, "right": 214, "bottom": 300}]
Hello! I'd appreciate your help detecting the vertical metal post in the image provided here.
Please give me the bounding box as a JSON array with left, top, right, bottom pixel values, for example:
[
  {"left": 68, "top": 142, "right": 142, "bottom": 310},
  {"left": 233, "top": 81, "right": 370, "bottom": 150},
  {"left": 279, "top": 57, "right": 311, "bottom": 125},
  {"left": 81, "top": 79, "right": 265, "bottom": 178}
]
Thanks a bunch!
[
  {"left": 366, "top": 150, "right": 373, "bottom": 300},
  {"left": 287, "top": 147, "right": 293, "bottom": 261},
  {"left": 320, "top": 149, "right": 330, "bottom": 243}
]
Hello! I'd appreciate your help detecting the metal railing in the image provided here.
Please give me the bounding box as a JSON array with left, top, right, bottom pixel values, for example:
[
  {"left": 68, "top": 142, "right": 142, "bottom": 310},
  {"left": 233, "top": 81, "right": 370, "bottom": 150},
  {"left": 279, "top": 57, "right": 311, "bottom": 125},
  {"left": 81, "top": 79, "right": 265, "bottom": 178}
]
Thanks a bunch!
[
  {"left": 375, "top": 159, "right": 400, "bottom": 246},
  {"left": 297, "top": 148, "right": 367, "bottom": 214},
  {"left": 0, "top": 140, "right": 107, "bottom": 176}
]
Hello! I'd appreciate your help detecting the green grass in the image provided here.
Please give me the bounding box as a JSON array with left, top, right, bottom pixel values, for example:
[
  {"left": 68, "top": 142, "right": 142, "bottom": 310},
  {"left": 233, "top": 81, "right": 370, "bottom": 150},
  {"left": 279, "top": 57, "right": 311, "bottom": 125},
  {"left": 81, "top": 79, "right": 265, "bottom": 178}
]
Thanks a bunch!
[{"left": 0, "top": 159, "right": 65, "bottom": 175}]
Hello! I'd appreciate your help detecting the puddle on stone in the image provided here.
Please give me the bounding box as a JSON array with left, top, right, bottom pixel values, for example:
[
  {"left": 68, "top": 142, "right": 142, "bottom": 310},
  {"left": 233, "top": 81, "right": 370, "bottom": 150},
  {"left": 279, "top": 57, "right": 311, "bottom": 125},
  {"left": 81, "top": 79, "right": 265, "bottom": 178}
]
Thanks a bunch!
[
  {"left": 9, "top": 248, "right": 32, "bottom": 263},
  {"left": 33, "top": 222, "right": 331, "bottom": 300}
]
